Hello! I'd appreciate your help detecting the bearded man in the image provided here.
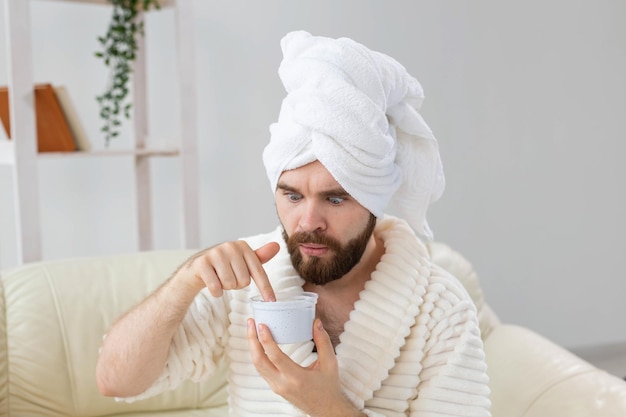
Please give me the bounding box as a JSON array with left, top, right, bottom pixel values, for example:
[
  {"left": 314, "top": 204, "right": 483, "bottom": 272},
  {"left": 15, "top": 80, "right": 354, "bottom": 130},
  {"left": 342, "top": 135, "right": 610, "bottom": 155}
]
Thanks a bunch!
[{"left": 96, "top": 31, "right": 492, "bottom": 417}]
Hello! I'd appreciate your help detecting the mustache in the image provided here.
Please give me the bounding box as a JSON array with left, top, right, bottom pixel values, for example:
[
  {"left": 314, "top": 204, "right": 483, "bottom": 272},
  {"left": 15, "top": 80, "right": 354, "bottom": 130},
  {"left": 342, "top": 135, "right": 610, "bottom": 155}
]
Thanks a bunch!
[{"left": 288, "top": 232, "right": 341, "bottom": 253}]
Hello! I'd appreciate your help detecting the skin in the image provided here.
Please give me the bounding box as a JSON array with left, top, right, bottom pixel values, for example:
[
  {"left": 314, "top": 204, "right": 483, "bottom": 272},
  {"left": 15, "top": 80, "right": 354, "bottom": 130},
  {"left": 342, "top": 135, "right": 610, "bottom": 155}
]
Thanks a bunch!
[{"left": 96, "top": 160, "right": 382, "bottom": 416}]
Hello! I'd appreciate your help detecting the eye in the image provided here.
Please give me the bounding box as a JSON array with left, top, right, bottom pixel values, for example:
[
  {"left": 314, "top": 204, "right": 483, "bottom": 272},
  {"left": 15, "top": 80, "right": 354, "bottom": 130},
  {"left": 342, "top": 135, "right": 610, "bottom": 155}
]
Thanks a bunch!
[
  {"left": 328, "top": 196, "right": 345, "bottom": 205},
  {"left": 286, "top": 192, "right": 302, "bottom": 202}
]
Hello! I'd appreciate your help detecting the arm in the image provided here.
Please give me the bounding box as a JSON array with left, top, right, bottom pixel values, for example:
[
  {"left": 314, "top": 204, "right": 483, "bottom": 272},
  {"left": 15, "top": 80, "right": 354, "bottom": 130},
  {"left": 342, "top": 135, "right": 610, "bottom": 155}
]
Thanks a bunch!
[
  {"left": 95, "top": 269, "right": 201, "bottom": 397},
  {"left": 96, "top": 240, "right": 279, "bottom": 398}
]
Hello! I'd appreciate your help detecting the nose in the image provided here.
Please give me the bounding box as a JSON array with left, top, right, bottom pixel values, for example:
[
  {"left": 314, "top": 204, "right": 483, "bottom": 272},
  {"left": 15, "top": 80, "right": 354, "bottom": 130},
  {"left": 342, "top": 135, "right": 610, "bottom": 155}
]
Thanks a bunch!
[{"left": 298, "top": 201, "right": 326, "bottom": 233}]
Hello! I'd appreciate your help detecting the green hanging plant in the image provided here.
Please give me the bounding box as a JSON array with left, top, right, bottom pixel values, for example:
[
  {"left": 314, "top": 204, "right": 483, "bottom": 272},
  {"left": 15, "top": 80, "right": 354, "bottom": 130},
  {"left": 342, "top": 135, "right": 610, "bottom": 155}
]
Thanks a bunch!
[{"left": 95, "top": 0, "right": 161, "bottom": 146}]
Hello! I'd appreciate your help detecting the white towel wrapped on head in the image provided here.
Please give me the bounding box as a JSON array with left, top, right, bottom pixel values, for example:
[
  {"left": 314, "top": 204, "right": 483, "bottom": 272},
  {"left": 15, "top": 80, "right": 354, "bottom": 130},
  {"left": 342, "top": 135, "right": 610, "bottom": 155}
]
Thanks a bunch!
[{"left": 263, "top": 30, "right": 445, "bottom": 240}]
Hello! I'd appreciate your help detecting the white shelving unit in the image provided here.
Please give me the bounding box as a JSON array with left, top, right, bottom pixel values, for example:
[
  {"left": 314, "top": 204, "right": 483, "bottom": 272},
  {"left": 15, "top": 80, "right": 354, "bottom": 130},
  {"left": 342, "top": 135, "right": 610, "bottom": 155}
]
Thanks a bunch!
[{"left": 1, "top": 0, "right": 199, "bottom": 264}]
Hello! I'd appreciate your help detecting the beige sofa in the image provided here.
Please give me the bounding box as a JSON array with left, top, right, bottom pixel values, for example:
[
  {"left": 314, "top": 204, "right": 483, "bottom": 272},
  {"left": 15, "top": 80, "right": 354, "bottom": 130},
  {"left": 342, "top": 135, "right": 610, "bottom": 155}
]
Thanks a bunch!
[{"left": 1, "top": 244, "right": 625, "bottom": 416}]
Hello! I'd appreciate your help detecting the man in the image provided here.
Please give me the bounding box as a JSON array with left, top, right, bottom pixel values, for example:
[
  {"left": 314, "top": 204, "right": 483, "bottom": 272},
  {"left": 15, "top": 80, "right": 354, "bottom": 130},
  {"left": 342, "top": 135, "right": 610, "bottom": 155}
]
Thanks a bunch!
[{"left": 96, "top": 31, "right": 492, "bottom": 417}]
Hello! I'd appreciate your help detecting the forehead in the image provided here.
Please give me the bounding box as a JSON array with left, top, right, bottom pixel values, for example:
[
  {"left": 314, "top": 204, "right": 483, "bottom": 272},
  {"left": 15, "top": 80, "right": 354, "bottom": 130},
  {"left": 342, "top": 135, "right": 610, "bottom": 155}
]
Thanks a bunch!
[{"left": 277, "top": 160, "right": 344, "bottom": 192}]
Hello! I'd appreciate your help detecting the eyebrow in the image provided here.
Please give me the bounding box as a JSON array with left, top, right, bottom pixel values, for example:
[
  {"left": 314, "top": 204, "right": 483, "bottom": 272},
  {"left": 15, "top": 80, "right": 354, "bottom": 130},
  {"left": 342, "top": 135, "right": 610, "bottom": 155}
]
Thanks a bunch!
[{"left": 276, "top": 182, "right": 350, "bottom": 198}]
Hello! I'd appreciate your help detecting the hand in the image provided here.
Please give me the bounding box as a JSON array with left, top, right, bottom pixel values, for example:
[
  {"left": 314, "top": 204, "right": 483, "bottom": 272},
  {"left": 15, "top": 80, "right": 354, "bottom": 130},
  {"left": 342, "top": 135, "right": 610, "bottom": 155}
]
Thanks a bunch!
[
  {"left": 247, "top": 318, "right": 365, "bottom": 417},
  {"left": 177, "top": 241, "right": 280, "bottom": 301}
]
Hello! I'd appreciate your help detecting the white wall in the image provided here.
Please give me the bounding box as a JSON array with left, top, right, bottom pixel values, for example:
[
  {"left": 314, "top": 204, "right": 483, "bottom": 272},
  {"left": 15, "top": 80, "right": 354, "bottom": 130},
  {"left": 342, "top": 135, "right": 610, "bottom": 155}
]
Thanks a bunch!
[{"left": 1, "top": 0, "right": 624, "bottom": 350}]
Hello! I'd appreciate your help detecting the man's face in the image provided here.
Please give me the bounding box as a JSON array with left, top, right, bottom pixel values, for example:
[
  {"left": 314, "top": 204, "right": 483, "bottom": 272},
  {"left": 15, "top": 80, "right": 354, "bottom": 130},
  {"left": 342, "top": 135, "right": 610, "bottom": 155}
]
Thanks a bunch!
[{"left": 275, "top": 161, "right": 376, "bottom": 285}]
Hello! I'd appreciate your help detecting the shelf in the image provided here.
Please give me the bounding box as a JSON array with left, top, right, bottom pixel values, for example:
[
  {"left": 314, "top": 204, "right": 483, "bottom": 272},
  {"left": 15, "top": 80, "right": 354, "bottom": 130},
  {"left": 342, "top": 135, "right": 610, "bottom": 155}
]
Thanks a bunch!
[
  {"left": 38, "top": 147, "right": 181, "bottom": 158},
  {"left": 36, "top": 0, "right": 175, "bottom": 7},
  {"left": 3, "top": 0, "right": 199, "bottom": 264},
  {"left": 0, "top": 140, "right": 181, "bottom": 165}
]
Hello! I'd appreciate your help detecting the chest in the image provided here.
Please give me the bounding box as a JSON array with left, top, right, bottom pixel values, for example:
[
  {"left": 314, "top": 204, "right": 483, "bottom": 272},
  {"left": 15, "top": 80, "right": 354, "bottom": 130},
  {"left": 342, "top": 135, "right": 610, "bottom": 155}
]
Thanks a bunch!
[{"left": 314, "top": 291, "right": 361, "bottom": 348}]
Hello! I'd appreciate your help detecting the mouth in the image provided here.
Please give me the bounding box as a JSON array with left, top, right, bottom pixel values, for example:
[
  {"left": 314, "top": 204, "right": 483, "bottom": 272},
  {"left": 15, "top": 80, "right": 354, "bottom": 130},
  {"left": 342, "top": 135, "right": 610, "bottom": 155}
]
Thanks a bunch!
[{"left": 299, "top": 243, "right": 329, "bottom": 257}]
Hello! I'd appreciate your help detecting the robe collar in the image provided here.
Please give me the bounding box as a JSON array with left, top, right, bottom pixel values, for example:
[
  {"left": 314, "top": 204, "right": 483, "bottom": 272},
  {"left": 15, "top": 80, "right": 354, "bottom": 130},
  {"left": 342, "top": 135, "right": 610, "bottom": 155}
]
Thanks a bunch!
[{"left": 264, "top": 215, "right": 430, "bottom": 408}]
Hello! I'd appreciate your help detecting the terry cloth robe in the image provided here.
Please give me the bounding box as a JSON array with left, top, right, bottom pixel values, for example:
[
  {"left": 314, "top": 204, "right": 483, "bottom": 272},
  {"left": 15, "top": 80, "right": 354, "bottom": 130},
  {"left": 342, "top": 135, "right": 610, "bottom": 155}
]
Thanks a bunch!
[{"left": 121, "top": 215, "right": 492, "bottom": 416}]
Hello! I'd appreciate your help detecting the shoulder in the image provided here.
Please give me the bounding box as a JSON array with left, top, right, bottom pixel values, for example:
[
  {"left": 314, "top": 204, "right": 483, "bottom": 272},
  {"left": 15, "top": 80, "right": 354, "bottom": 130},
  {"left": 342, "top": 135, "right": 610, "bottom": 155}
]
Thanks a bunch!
[
  {"left": 376, "top": 215, "right": 475, "bottom": 307},
  {"left": 426, "top": 241, "right": 487, "bottom": 312}
]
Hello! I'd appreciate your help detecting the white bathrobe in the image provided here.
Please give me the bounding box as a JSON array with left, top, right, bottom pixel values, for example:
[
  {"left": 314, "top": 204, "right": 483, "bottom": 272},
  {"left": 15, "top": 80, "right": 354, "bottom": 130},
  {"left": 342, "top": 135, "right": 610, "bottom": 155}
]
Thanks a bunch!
[{"left": 127, "top": 216, "right": 491, "bottom": 416}]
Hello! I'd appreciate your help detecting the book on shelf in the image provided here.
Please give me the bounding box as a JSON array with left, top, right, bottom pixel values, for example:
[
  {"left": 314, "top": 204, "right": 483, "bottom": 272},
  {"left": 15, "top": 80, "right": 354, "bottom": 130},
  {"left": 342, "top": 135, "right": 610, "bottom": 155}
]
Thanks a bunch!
[
  {"left": 0, "top": 112, "right": 8, "bottom": 142},
  {"left": 0, "top": 83, "right": 88, "bottom": 152},
  {"left": 53, "top": 85, "right": 91, "bottom": 151}
]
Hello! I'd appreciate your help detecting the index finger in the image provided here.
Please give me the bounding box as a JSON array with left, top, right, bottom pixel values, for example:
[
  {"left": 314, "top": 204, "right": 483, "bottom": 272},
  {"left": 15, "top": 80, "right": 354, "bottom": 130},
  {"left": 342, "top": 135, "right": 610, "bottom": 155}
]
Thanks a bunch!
[{"left": 248, "top": 242, "right": 280, "bottom": 301}]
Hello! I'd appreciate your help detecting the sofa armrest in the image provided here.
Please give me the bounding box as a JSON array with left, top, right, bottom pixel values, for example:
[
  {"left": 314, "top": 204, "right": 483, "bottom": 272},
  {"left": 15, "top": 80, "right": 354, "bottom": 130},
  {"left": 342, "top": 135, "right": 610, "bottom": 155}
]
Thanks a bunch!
[
  {"left": 0, "top": 250, "right": 229, "bottom": 417},
  {"left": 484, "top": 324, "right": 626, "bottom": 417}
]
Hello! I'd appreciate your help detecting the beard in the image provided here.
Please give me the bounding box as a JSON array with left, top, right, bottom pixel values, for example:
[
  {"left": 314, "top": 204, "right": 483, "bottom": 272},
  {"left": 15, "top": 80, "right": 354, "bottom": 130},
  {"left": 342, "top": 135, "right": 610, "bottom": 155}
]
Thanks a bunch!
[{"left": 282, "top": 214, "right": 377, "bottom": 286}]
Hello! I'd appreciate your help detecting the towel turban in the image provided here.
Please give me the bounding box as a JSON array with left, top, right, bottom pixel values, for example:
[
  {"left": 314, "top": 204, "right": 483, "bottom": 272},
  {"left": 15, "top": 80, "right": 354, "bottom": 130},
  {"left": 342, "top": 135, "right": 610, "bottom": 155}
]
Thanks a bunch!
[{"left": 263, "top": 31, "right": 445, "bottom": 240}]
